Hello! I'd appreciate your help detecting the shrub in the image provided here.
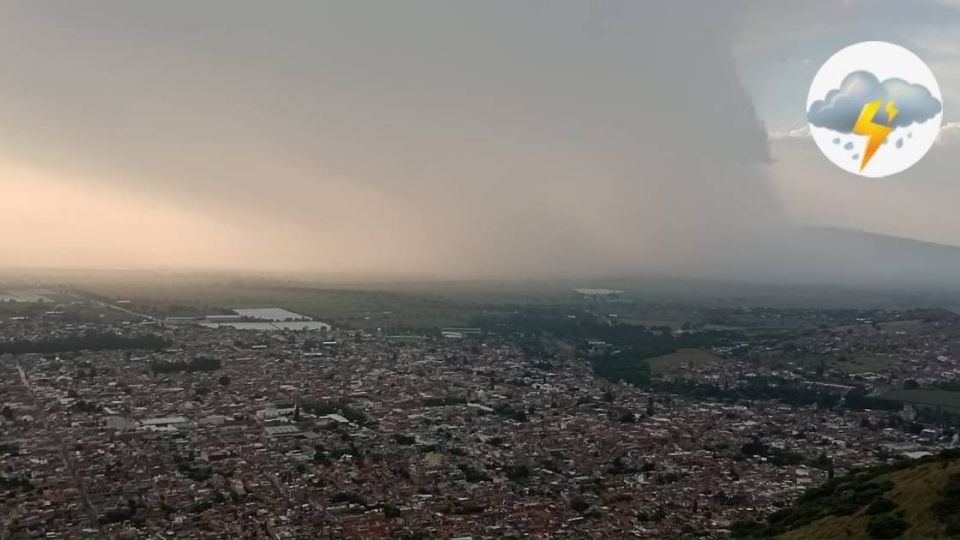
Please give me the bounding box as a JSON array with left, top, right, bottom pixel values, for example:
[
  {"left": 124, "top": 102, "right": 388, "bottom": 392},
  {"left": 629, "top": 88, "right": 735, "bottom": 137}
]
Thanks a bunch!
[
  {"left": 570, "top": 496, "right": 590, "bottom": 513},
  {"left": 330, "top": 491, "right": 366, "bottom": 506},
  {"left": 730, "top": 519, "right": 772, "bottom": 538},
  {"left": 866, "top": 514, "right": 908, "bottom": 539},
  {"left": 505, "top": 464, "right": 531, "bottom": 483},
  {"left": 933, "top": 473, "right": 960, "bottom": 534},
  {"left": 866, "top": 497, "right": 898, "bottom": 515}
]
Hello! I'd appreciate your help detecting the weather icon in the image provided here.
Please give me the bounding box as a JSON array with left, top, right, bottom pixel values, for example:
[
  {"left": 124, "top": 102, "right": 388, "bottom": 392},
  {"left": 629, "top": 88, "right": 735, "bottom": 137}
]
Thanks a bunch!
[{"left": 806, "top": 41, "right": 943, "bottom": 178}]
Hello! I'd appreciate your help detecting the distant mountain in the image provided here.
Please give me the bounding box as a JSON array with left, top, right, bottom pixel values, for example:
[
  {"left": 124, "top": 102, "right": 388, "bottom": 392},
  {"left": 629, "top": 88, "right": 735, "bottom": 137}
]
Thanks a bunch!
[
  {"left": 795, "top": 227, "right": 960, "bottom": 287},
  {"left": 574, "top": 227, "right": 960, "bottom": 308},
  {"left": 732, "top": 450, "right": 960, "bottom": 539},
  {"left": 703, "top": 226, "right": 960, "bottom": 291}
]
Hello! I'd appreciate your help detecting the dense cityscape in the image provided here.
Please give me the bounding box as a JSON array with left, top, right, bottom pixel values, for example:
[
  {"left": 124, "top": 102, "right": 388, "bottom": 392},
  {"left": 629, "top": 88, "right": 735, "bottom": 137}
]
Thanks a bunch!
[{"left": 3, "top": 289, "right": 960, "bottom": 539}]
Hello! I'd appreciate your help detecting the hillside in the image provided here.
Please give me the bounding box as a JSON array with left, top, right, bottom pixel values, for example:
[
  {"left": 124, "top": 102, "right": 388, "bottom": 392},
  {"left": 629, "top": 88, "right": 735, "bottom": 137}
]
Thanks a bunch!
[{"left": 733, "top": 450, "right": 960, "bottom": 539}]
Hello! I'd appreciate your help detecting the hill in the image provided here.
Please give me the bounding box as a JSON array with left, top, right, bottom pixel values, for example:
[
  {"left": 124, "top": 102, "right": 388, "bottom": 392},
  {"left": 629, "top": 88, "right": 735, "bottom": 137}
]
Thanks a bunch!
[{"left": 732, "top": 450, "right": 960, "bottom": 539}]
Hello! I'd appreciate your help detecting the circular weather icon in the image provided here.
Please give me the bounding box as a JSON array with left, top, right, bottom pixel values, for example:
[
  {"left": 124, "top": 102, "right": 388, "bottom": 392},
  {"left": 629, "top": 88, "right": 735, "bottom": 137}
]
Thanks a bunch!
[{"left": 807, "top": 41, "right": 942, "bottom": 178}]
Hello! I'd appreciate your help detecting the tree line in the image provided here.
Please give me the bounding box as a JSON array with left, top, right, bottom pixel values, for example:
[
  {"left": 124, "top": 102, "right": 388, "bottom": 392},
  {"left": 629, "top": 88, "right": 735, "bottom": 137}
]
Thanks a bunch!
[
  {"left": 150, "top": 356, "right": 221, "bottom": 374},
  {"left": 0, "top": 330, "right": 169, "bottom": 355}
]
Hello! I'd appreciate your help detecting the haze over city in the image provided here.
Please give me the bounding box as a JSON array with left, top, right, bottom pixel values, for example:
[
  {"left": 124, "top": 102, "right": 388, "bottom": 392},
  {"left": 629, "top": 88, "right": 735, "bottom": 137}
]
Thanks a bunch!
[{"left": 1, "top": 0, "right": 958, "bottom": 284}]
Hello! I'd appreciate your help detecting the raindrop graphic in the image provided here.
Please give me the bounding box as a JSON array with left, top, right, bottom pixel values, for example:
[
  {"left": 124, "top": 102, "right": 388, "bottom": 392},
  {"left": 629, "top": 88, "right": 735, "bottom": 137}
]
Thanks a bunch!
[
  {"left": 908, "top": 132, "right": 913, "bottom": 139},
  {"left": 896, "top": 138, "right": 904, "bottom": 149},
  {"left": 852, "top": 154, "right": 860, "bottom": 160},
  {"left": 833, "top": 137, "right": 841, "bottom": 145},
  {"left": 844, "top": 142, "right": 854, "bottom": 150}
]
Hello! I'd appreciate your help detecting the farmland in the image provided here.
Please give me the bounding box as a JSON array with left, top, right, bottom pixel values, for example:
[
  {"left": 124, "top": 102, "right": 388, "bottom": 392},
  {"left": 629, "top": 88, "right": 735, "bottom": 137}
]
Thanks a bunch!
[{"left": 645, "top": 348, "right": 724, "bottom": 375}]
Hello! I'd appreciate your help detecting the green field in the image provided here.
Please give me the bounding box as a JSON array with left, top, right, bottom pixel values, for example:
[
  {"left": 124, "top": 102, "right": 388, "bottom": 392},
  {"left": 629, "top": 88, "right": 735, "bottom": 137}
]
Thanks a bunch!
[
  {"left": 68, "top": 277, "right": 577, "bottom": 330},
  {"left": 645, "top": 348, "right": 722, "bottom": 375},
  {"left": 834, "top": 354, "right": 899, "bottom": 374},
  {"left": 64, "top": 273, "right": 710, "bottom": 331},
  {"left": 99, "top": 284, "right": 488, "bottom": 330},
  {"left": 880, "top": 389, "right": 960, "bottom": 411}
]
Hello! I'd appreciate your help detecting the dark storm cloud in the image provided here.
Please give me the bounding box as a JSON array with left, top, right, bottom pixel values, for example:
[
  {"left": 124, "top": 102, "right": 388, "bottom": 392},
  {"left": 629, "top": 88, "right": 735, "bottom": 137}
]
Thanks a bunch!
[
  {"left": 0, "top": 1, "right": 782, "bottom": 278},
  {"left": 3, "top": 0, "right": 960, "bottom": 285},
  {"left": 807, "top": 70, "right": 942, "bottom": 133}
]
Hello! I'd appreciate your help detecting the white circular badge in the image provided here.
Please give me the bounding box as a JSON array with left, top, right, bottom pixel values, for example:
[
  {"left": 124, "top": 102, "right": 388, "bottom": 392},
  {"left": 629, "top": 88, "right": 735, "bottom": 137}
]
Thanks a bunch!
[{"left": 806, "top": 41, "right": 942, "bottom": 178}]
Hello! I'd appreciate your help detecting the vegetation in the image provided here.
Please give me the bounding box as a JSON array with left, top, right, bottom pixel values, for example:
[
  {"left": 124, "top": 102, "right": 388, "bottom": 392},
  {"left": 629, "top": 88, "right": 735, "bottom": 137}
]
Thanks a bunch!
[
  {"left": 866, "top": 497, "right": 898, "bottom": 515},
  {"left": 592, "top": 352, "right": 653, "bottom": 386},
  {"left": 645, "top": 348, "right": 722, "bottom": 375},
  {"left": 72, "top": 399, "right": 102, "bottom": 413},
  {"left": 0, "top": 474, "right": 34, "bottom": 492},
  {"left": 0, "top": 330, "right": 168, "bottom": 355},
  {"left": 313, "top": 445, "right": 333, "bottom": 466},
  {"left": 732, "top": 470, "right": 896, "bottom": 537},
  {"left": 458, "top": 463, "right": 491, "bottom": 483},
  {"left": 99, "top": 503, "right": 137, "bottom": 525},
  {"left": 735, "top": 450, "right": 960, "bottom": 539},
  {"left": 651, "top": 376, "right": 844, "bottom": 409},
  {"left": 0, "top": 442, "right": 20, "bottom": 456},
  {"left": 394, "top": 434, "right": 416, "bottom": 445},
  {"left": 331, "top": 491, "right": 366, "bottom": 506},
  {"left": 932, "top": 472, "right": 960, "bottom": 535},
  {"left": 492, "top": 403, "right": 528, "bottom": 422},
  {"left": 302, "top": 399, "right": 376, "bottom": 427},
  {"left": 174, "top": 457, "right": 212, "bottom": 482},
  {"left": 480, "top": 309, "right": 742, "bottom": 357},
  {"left": 150, "top": 356, "right": 221, "bottom": 374},
  {"left": 880, "top": 389, "right": 960, "bottom": 412},
  {"left": 422, "top": 396, "right": 468, "bottom": 407},
  {"left": 866, "top": 513, "right": 909, "bottom": 539},
  {"left": 505, "top": 463, "right": 531, "bottom": 483}
]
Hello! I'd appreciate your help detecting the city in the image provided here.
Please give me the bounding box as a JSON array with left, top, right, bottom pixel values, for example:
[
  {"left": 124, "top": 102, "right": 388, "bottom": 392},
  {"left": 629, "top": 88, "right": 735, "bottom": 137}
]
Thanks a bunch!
[{"left": 3, "top": 290, "right": 959, "bottom": 538}]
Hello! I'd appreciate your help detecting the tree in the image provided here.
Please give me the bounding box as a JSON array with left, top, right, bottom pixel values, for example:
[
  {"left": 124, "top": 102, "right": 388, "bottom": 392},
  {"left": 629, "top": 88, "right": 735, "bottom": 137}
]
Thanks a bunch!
[
  {"left": 506, "top": 464, "right": 531, "bottom": 483},
  {"left": 314, "top": 447, "right": 332, "bottom": 466},
  {"left": 570, "top": 497, "right": 590, "bottom": 513},
  {"left": 331, "top": 491, "right": 366, "bottom": 506},
  {"left": 394, "top": 434, "right": 416, "bottom": 445}
]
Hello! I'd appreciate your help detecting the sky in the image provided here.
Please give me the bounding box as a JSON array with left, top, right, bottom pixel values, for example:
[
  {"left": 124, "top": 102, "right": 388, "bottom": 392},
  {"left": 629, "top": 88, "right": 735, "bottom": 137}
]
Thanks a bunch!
[
  {"left": 745, "top": 1, "right": 960, "bottom": 250},
  {"left": 1, "top": 1, "right": 959, "bottom": 282}
]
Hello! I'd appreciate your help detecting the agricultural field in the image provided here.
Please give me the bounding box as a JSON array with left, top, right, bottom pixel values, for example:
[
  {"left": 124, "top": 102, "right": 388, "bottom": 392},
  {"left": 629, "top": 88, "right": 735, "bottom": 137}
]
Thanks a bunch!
[
  {"left": 67, "top": 273, "right": 697, "bottom": 331},
  {"left": 645, "top": 348, "right": 724, "bottom": 375},
  {"left": 834, "top": 354, "right": 901, "bottom": 374},
  {"left": 70, "top": 279, "right": 517, "bottom": 330},
  {"left": 0, "top": 288, "right": 63, "bottom": 303}
]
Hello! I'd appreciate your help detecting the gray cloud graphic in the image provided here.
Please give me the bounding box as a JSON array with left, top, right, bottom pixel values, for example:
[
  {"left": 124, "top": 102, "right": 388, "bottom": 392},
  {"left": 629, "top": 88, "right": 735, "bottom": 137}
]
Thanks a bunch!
[{"left": 807, "top": 70, "right": 942, "bottom": 133}]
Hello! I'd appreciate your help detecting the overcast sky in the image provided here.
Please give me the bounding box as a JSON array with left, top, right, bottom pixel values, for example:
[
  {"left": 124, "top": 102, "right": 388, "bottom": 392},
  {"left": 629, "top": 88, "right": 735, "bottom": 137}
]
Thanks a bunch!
[{"left": 1, "top": 1, "right": 959, "bottom": 280}]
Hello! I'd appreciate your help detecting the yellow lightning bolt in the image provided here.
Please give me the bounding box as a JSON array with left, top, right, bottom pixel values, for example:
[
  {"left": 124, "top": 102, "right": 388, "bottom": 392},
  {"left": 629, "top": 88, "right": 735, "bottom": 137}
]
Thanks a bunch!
[{"left": 852, "top": 99, "right": 898, "bottom": 172}]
